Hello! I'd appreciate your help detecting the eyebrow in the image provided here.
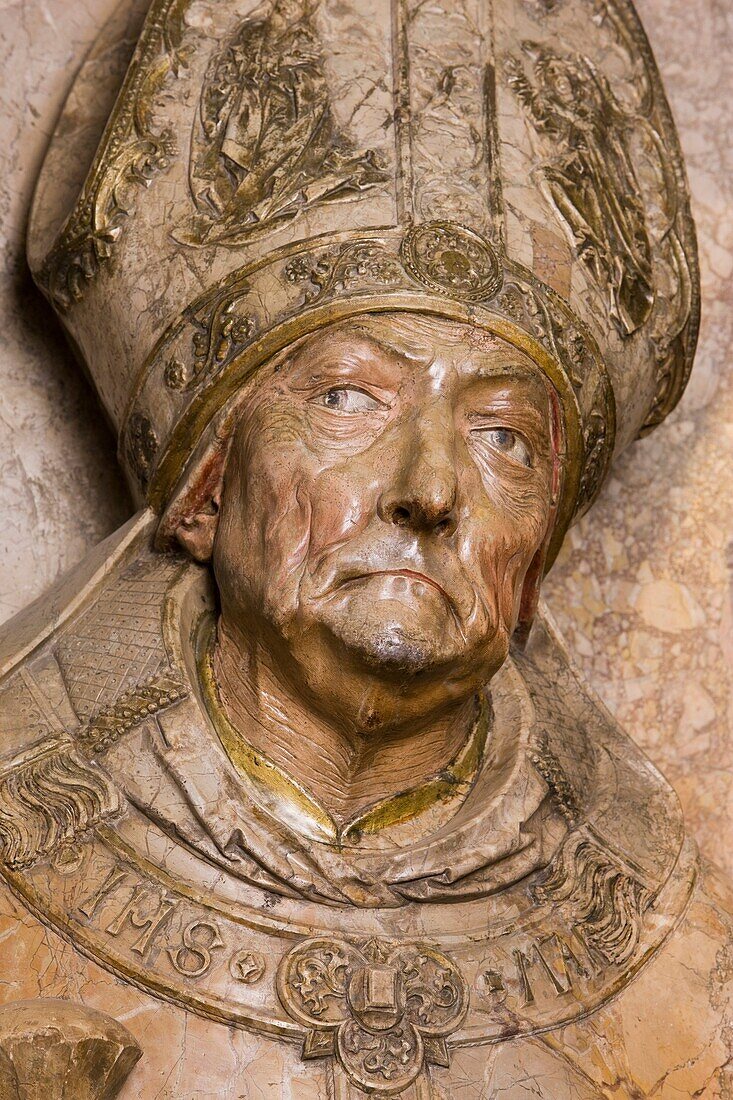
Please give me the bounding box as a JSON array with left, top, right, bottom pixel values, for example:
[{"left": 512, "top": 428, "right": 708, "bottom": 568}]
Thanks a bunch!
[
  {"left": 353, "top": 329, "right": 541, "bottom": 382},
  {"left": 463, "top": 364, "right": 536, "bottom": 384},
  {"left": 335, "top": 325, "right": 436, "bottom": 367},
  {"left": 284, "top": 332, "right": 408, "bottom": 391}
]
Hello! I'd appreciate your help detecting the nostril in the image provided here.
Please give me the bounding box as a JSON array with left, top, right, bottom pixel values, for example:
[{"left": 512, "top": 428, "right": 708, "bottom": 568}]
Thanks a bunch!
[
  {"left": 434, "top": 517, "right": 454, "bottom": 536},
  {"left": 391, "top": 506, "right": 411, "bottom": 526}
]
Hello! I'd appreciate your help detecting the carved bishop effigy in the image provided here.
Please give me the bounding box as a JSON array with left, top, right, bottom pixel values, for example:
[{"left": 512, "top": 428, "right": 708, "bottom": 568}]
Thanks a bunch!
[{"left": 0, "top": 0, "right": 730, "bottom": 1096}]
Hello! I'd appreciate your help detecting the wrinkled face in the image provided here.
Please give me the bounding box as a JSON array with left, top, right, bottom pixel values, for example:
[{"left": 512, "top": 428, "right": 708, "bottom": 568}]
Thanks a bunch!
[{"left": 211, "top": 313, "right": 557, "bottom": 721}]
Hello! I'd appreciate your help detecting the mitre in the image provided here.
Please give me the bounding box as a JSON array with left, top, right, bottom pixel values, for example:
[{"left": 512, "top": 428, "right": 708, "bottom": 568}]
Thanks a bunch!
[{"left": 27, "top": 0, "right": 698, "bottom": 569}]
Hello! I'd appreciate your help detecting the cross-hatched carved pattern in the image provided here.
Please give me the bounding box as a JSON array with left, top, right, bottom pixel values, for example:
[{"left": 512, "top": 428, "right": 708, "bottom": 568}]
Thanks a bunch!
[
  {"left": 57, "top": 555, "right": 185, "bottom": 721},
  {"left": 0, "top": 675, "right": 54, "bottom": 766}
]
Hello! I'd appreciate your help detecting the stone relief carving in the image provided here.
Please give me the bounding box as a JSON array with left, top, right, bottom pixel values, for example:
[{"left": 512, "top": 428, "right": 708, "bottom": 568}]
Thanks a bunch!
[
  {"left": 40, "top": 0, "right": 191, "bottom": 311},
  {"left": 506, "top": 41, "right": 656, "bottom": 337},
  {"left": 0, "top": 0, "right": 728, "bottom": 1096},
  {"left": 278, "top": 938, "right": 469, "bottom": 1092},
  {"left": 508, "top": 0, "right": 697, "bottom": 430},
  {"left": 400, "top": 222, "right": 504, "bottom": 301},
  {"left": 533, "top": 827, "right": 654, "bottom": 966}
]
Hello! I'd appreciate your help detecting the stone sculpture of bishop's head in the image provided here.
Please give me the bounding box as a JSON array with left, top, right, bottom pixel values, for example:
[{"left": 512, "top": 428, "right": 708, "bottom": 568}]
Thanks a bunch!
[{"left": 8, "top": 4, "right": 731, "bottom": 1097}]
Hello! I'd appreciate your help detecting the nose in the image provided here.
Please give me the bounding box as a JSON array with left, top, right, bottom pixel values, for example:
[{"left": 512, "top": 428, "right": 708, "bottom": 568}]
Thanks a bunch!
[{"left": 377, "top": 409, "right": 459, "bottom": 537}]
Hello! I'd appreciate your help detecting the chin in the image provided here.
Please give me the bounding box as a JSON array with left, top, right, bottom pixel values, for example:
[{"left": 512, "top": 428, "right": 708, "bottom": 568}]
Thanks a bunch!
[
  {"left": 322, "top": 611, "right": 464, "bottom": 678},
  {"left": 353, "top": 629, "right": 442, "bottom": 675}
]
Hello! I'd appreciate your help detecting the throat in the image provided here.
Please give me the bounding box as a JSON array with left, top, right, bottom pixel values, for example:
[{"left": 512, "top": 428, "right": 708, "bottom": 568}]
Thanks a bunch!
[{"left": 206, "top": 617, "right": 483, "bottom": 828}]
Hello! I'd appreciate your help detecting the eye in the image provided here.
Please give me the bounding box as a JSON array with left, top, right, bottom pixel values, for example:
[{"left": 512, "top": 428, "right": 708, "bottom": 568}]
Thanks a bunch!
[
  {"left": 313, "top": 386, "right": 383, "bottom": 414},
  {"left": 474, "top": 426, "right": 532, "bottom": 468}
]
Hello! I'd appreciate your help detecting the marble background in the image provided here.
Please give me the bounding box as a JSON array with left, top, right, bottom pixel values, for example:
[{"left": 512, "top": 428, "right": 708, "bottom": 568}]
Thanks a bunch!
[{"left": 0, "top": 1, "right": 731, "bottom": 871}]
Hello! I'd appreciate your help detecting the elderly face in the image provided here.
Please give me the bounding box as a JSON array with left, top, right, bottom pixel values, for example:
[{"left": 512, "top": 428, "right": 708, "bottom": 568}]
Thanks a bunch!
[{"left": 209, "top": 313, "right": 557, "bottom": 724}]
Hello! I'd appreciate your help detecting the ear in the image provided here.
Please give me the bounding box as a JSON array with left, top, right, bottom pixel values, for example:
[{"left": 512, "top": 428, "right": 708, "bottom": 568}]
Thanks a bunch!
[
  {"left": 174, "top": 491, "right": 221, "bottom": 562},
  {"left": 158, "top": 422, "right": 233, "bottom": 560}
]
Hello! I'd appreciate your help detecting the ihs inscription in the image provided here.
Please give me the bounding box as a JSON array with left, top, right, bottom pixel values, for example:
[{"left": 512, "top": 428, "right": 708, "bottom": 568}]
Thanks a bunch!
[
  {"left": 2, "top": 821, "right": 692, "bottom": 1043},
  {"left": 76, "top": 865, "right": 266, "bottom": 984}
]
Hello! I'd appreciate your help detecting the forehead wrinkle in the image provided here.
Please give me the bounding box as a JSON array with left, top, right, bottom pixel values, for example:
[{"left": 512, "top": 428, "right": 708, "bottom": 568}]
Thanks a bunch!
[
  {"left": 456, "top": 343, "right": 546, "bottom": 381},
  {"left": 285, "top": 316, "right": 554, "bottom": 407},
  {"left": 343, "top": 318, "right": 438, "bottom": 368},
  {"left": 289, "top": 327, "right": 430, "bottom": 380}
]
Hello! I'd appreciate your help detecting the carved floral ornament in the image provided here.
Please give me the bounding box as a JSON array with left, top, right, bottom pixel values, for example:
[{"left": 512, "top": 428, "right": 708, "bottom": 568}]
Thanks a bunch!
[
  {"left": 400, "top": 222, "right": 503, "bottom": 301},
  {"left": 277, "top": 937, "right": 469, "bottom": 1094},
  {"left": 122, "top": 222, "right": 615, "bottom": 550}
]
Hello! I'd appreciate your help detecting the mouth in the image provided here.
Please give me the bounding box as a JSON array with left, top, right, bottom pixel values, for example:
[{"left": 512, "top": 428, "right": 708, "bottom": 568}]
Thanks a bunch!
[{"left": 339, "top": 569, "right": 451, "bottom": 604}]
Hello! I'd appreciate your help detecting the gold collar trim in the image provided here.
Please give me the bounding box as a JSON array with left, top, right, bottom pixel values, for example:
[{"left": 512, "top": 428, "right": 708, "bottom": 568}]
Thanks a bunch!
[{"left": 198, "top": 627, "right": 489, "bottom": 845}]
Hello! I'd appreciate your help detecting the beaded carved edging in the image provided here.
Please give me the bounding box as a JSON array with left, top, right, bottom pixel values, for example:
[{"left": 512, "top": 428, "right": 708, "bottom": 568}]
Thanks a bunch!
[{"left": 77, "top": 675, "right": 188, "bottom": 754}]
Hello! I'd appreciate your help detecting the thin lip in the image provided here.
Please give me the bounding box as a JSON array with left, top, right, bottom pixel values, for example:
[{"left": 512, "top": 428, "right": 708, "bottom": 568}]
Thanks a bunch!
[{"left": 339, "top": 568, "right": 450, "bottom": 603}]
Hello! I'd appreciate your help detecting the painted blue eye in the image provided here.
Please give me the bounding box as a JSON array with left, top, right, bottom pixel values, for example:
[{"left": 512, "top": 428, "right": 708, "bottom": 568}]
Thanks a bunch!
[{"left": 476, "top": 427, "right": 532, "bottom": 467}]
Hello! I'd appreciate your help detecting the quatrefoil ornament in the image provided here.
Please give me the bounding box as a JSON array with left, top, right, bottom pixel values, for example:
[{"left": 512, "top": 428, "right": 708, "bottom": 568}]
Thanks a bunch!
[{"left": 276, "top": 937, "right": 469, "bottom": 1094}]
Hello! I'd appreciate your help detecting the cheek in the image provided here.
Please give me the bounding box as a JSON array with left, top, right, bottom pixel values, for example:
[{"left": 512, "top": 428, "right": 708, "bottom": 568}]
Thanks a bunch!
[
  {"left": 492, "top": 484, "right": 549, "bottom": 623},
  {"left": 464, "top": 464, "right": 551, "bottom": 616},
  {"left": 218, "top": 398, "right": 386, "bottom": 612},
  {"left": 300, "top": 413, "right": 393, "bottom": 557},
  {"left": 473, "top": 455, "right": 551, "bottom": 552},
  {"left": 216, "top": 408, "right": 317, "bottom": 607},
  {"left": 245, "top": 446, "right": 316, "bottom": 587},
  {"left": 306, "top": 465, "right": 376, "bottom": 557},
  {"left": 246, "top": 430, "right": 378, "bottom": 570}
]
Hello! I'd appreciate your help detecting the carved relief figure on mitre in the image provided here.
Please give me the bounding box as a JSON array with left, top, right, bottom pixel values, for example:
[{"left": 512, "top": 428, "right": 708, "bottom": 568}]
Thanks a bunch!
[
  {"left": 506, "top": 38, "right": 656, "bottom": 336},
  {"left": 180, "top": 0, "right": 389, "bottom": 246},
  {"left": 0, "top": 0, "right": 729, "bottom": 1097}
]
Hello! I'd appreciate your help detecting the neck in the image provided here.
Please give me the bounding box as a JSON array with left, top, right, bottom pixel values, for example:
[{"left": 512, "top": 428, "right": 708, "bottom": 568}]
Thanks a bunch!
[{"left": 210, "top": 616, "right": 477, "bottom": 824}]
